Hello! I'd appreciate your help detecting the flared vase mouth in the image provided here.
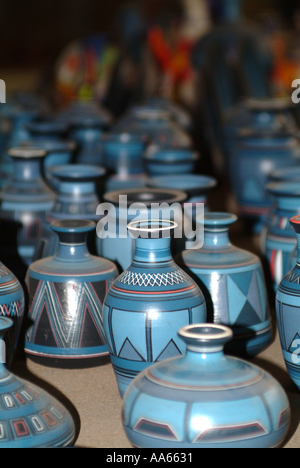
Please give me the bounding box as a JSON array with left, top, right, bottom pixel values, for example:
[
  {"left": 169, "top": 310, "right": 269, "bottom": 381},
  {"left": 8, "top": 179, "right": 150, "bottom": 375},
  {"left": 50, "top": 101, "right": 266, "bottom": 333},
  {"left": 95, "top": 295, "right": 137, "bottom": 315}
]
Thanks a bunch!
[
  {"left": 144, "top": 149, "right": 198, "bottom": 163},
  {"left": 49, "top": 164, "right": 106, "bottom": 181},
  {"left": 50, "top": 219, "right": 96, "bottom": 234},
  {"left": 266, "top": 181, "right": 300, "bottom": 198},
  {"left": 104, "top": 188, "right": 187, "bottom": 206},
  {"left": 269, "top": 166, "right": 300, "bottom": 182},
  {"left": 8, "top": 147, "right": 47, "bottom": 158},
  {"left": 147, "top": 174, "right": 217, "bottom": 192},
  {"left": 127, "top": 219, "right": 178, "bottom": 238},
  {"left": 178, "top": 324, "right": 233, "bottom": 352},
  {"left": 196, "top": 212, "right": 237, "bottom": 230},
  {"left": 21, "top": 139, "right": 76, "bottom": 153}
]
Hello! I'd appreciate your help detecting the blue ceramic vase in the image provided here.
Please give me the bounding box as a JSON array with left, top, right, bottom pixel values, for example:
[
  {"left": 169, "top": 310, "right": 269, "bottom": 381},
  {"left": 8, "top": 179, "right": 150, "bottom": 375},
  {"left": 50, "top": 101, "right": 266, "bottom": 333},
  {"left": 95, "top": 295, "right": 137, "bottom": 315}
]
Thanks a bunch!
[
  {"left": 25, "top": 220, "right": 118, "bottom": 368},
  {"left": 0, "top": 317, "right": 76, "bottom": 447},
  {"left": 175, "top": 213, "right": 272, "bottom": 357},
  {"left": 276, "top": 215, "right": 300, "bottom": 391},
  {"left": 102, "top": 220, "right": 207, "bottom": 398},
  {"left": 228, "top": 129, "right": 300, "bottom": 233},
  {"left": 261, "top": 182, "right": 300, "bottom": 291},
  {"left": 97, "top": 188, "right": 187, "bottom": 271},
  {"left": 33, "top": 164, "right": 105, "bottom": 261},
  {"left": 0, "top": 147, "right": 55, "bottom": 272},
  {"left": 122, "top": 323, "right": 290, "bottom": 448}
]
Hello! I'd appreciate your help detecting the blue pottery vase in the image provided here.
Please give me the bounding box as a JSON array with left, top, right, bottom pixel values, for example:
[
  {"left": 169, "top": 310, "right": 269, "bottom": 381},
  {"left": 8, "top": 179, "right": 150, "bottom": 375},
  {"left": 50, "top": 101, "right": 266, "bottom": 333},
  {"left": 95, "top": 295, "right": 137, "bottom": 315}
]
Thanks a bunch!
[
  {"left": 261, "top": 182, "right": 300, "bottom": 291},
  {"left": 33, "top": 164, "right": 105, "bottom": 261},
  {"left": 97, "top": 188, "right": 187, "bottom": 271},
  {"left": 0, "top": 317, "right": 76, "bottom": 447},
  {"left": 228, "top": 129, "right": 300, "bottom": 233},
  {"left": 175, "top": 213, "right": 272, "bottom": 357},
  {"left": 25, "top": 220, "right": 118, "bottom": 368},
  {"left": 122, "top": 323, "right": 290, "bottom": 448},
  {"left": 276, "top": 215, "right": 300, "bottom": 391},
  {"left": 144, "top": 149, "right": 199, "bottom": 177},
  {"left": 0, "top": 147, "right": 55, "bottom": 272},
  {"left": 102, "top": 219, "right": 207, "bottom": 398}
]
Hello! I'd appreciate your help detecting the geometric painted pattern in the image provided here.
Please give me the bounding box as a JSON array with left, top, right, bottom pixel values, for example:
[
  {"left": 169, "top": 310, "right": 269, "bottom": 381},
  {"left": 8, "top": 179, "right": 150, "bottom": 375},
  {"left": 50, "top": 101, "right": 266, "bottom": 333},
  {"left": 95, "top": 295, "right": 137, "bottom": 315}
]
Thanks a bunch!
[
  {"left": 194, "top": 421, "right": 268, "bottom": 443},
  {"left": 26, "top": 278, "right": 113, "bottom": 349},
  {"left": 118, "top": 270, "right": 189, "bottom": 287},
  {"left": 134, "top": 418, "right": 180, "bottom": 441},
  {"left": 0, "top": 301, "right": 23, "bottom": 318}
]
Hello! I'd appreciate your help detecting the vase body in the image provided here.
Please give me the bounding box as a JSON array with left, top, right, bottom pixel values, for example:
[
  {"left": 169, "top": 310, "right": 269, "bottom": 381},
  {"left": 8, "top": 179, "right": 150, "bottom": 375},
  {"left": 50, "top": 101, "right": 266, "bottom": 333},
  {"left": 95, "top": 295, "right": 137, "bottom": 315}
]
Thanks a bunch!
[
  {"left": 261, "top": 182, "right": 300, "bottom": 291},
  {"left": 0, "top": 262, "right": 25, "bottom": 366},
  {"left": 103, "top": 220, "right": 207, "bottom": 397},
  {"left": 228, "top": 130, "right": 300, "bottom": 233},
  {"left": 276, "top": 215, "right": 300, "bottom": 391},
  {"left": 25, "top": 220, "right": 118, "bottom": 368},
  {"left": 0, "top": 148, "right": 55, "bottom": 275},
  {"left": 0, "top": 317, "right": 76, "bottom": 447},
  {"left": 176, "top": 213, "right": 272, "bottom": 357},
  {"left": 33, "top": 164, "right": 105, "bottom": 261},
  {"left": 122, "top": 324, "right": 290, "bottom": 448},
  {"left": 97, "top": 188, "right": 187, "bottom": 271}
]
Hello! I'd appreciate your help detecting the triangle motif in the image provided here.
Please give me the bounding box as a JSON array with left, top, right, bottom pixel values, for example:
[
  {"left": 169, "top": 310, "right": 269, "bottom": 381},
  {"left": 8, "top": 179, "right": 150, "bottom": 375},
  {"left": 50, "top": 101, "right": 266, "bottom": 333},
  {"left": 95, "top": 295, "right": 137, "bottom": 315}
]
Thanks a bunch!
[
  {"left": 118, "top": 338, "right": 146, "bottom": 362},
  {"left": 155, "top": 339, "right": 182, "bottom": 362},
  {"left": 247, "top": 271, "right": 263, "bottom": 322},
  {"left": 235, "top": 301, "right": 262, "bottom": 327},
  {"left": 227, "top": 276, "right": 247, "bottom": 324},
  {"left": 289, "top": 333, "right": 300, "bottom": 353}
]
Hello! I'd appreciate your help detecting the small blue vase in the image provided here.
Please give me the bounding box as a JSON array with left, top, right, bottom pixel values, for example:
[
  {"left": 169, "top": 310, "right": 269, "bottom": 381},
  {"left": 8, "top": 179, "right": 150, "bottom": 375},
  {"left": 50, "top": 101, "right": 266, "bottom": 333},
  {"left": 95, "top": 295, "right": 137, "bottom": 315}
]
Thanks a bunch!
[
  {"left": 103, "top": 220, "right": 207, "bottom": 398},
  {"left": 261, "top": 182, "right": 300, "bottom": 291},
  {"left": 0, "top": 317, "right": 76, "bottom": 447},
  {"left": 175, "top": 213, "right": 272, "bottom": 357},
  {"left": 122, "top": 323, "right": 290, "bottom": 448},
  {"left": 33, "top": 164, "right": 105, "bottom": 261},
  {"left": 276, "top": 215, "right": 300, "bottom": 391},
  {"left": 0, "top": 147, "right": 55, "bottom": 272},
  {"left": 25, "top": 220, "right": 118, "bottom": 368},
  {"left": 97, "top": 188, "right": 187, "bottom": 271}
]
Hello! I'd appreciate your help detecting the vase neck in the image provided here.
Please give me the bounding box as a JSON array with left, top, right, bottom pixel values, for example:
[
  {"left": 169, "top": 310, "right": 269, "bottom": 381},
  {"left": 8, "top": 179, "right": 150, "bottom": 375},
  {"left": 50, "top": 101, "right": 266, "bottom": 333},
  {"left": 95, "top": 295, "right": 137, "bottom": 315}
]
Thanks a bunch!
[
  {"left": 58, "top": 180, "right": 96, "bottom": 196},
  {"left": 56, "top": 240, "right": 90, "bottom": 262},
  {"left": 133, "top": 237, "right": 173, "bottom": 264},
  {"left": 203, "top": 229, "right": 231, "bottom": 249},
  {"left": 12, "top": 157, "right": 43, "bottom": 181}
]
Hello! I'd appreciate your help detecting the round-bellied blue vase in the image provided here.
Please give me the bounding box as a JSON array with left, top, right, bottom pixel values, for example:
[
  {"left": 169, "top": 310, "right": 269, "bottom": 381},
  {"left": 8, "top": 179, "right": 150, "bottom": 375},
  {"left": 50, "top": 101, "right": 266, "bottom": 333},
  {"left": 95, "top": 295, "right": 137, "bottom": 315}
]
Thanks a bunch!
[
  {"left": 228, "top": 129, "right": 300, "bottom": 233},
  {"left": 102, "top": 220, "right": 207, "bottom": 398},
  {"left": 25, "top": 220, "right": 118, "bottom": 368},
  {"left": 97, "top": 188, "right": 187, "bottom": 272},
  {"left": 144, "top": 149, "right": 199, "bottom": 177},
  {"left": 122, "top": 323, "right": 290, "bottom": 448},
  {"left": 175, "top": 213, "right": 272, "bottom": 357},
  {"left": 33, "top": 164, "right": 105, "bottom": 261},
  {"left": 275, "top": 215, "right": 300, "bottom": 391},
  {"left": 0, "top": 147, "right": 55, "bottom": 272},
  {"left": 261, "top": 182, "right": 300, "bottom": 291},
  {"left": 0, "top": 317, "right": 76, "bottom": 447},
  {"left": 0, "top": 261, "right": 25, "bottom": 367}
]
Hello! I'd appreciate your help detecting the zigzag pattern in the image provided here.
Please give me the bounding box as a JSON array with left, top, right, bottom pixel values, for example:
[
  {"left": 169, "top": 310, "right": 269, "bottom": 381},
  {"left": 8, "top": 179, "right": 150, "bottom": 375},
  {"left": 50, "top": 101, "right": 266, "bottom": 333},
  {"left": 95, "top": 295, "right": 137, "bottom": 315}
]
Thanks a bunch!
[
  {"left": 118, "top": 270, "right": 189, "bottom": 287},
  {"left": 26, "top": 280, "right": 111, "bottom": 348},
  {"left": 0, "top": 301, "right": 23, "bottom": 317}
]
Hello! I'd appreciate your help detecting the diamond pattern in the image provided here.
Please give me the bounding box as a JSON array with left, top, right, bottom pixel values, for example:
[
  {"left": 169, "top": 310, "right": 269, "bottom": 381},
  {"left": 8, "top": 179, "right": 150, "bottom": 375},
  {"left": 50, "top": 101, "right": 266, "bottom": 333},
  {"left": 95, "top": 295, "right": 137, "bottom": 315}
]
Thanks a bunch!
[{"left": 118, "top": 270, "right": 189, "bottom": 287}]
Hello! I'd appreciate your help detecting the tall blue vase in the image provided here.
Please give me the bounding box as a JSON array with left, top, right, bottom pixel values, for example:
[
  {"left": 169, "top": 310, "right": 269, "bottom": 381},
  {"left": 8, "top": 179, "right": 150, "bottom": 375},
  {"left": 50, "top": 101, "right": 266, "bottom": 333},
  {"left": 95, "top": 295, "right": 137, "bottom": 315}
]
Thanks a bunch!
[
  {"left": 33, "top": 164, "right": 105, "bottom": 261},
  {"left": 103, "top": 219, "right": 207, "bottom": 397},
  {"left": 175, "top": 213, "right": 272, "bottom": 357},
  {"left": 276, "top": 215, "right": 300, "bottom": 391},
  {"left": 0, "top": 317, "right": 76, "bottom": 447},
  {"left": 25, "top": 220, "right": 118, "bottom": 368},
  {"left": 0, "top": 147, "right": 55, "bottom": 275},
  {"left": 122, "top": 323, "right": 290, "bottom": 448}
]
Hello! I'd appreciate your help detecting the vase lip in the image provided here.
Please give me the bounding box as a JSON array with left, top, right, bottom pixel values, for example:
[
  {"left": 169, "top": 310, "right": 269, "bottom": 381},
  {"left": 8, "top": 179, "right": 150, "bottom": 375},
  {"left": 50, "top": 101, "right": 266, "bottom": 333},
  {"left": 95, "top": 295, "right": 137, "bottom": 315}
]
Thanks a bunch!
[
  {"left": 127, "top": 219, "right": 178, "bottom": 237},
  {"left": 266, "top": 181, "right": 300, "bottom": 197},
  {"left": 144, "top": 149, "right": 198, "bottom": 163},
  {"left": 0, "top": 317, "right": 13, "bottom": 333},
  {"left": 50, "top": 219, "right": 96, "bottom": 233},
  {"left": 103, "top": 132, "right": 147, "bottom": 145},
  {"left": 21, "top": 139, "right": 77, "bottom": 153},
  {"left": 147, "top": 174, "right": 217, "bottom": 191},
  {"left": 196, "top": 212, "right": 237, "bottom": 227},
  {"left": 104, "top": 187, "right": 187, "bottom": 206},
  {"left": 178, "top": 323, "right": 233, "bottom": 343},
  {"left": 242, "top": 96, "right": 293, "bottom": 112},
  {"left": 8, "top": 147, "right": 47, "bottom": 158},
  {"left": 269, "top": 165, "right": 300, "bottom": 182},
  {"left": 49, "top": 164, "right": 106, "bottom": 181}
]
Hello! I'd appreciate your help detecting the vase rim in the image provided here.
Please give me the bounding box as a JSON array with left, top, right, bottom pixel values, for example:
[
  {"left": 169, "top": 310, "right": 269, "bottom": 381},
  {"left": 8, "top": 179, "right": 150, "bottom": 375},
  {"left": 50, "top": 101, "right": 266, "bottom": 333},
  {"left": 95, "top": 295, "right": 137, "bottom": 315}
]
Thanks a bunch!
[
  {"left": 50, "top": 219, "right": 96, "bottom": 233},
  {"left": 266, "top": 181, "right": 300, "bottom": 197},
  {"left": 147, "top": 174, "right": 217, "bottom": 191},
  {"left": 49, "top": 164, "right": 106, "bottom": 180},
  {"left": 178, "top": 323, "right": 233, "bottom": 342},
  {"left": 8, "top": 147, "right": 47, "bottom": 158},
  {"left": 196, "top": 212, "right": 237, "bottom": 226},
  {"left": 104, "top": 187, "right": 187, "bottom": 206}
]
